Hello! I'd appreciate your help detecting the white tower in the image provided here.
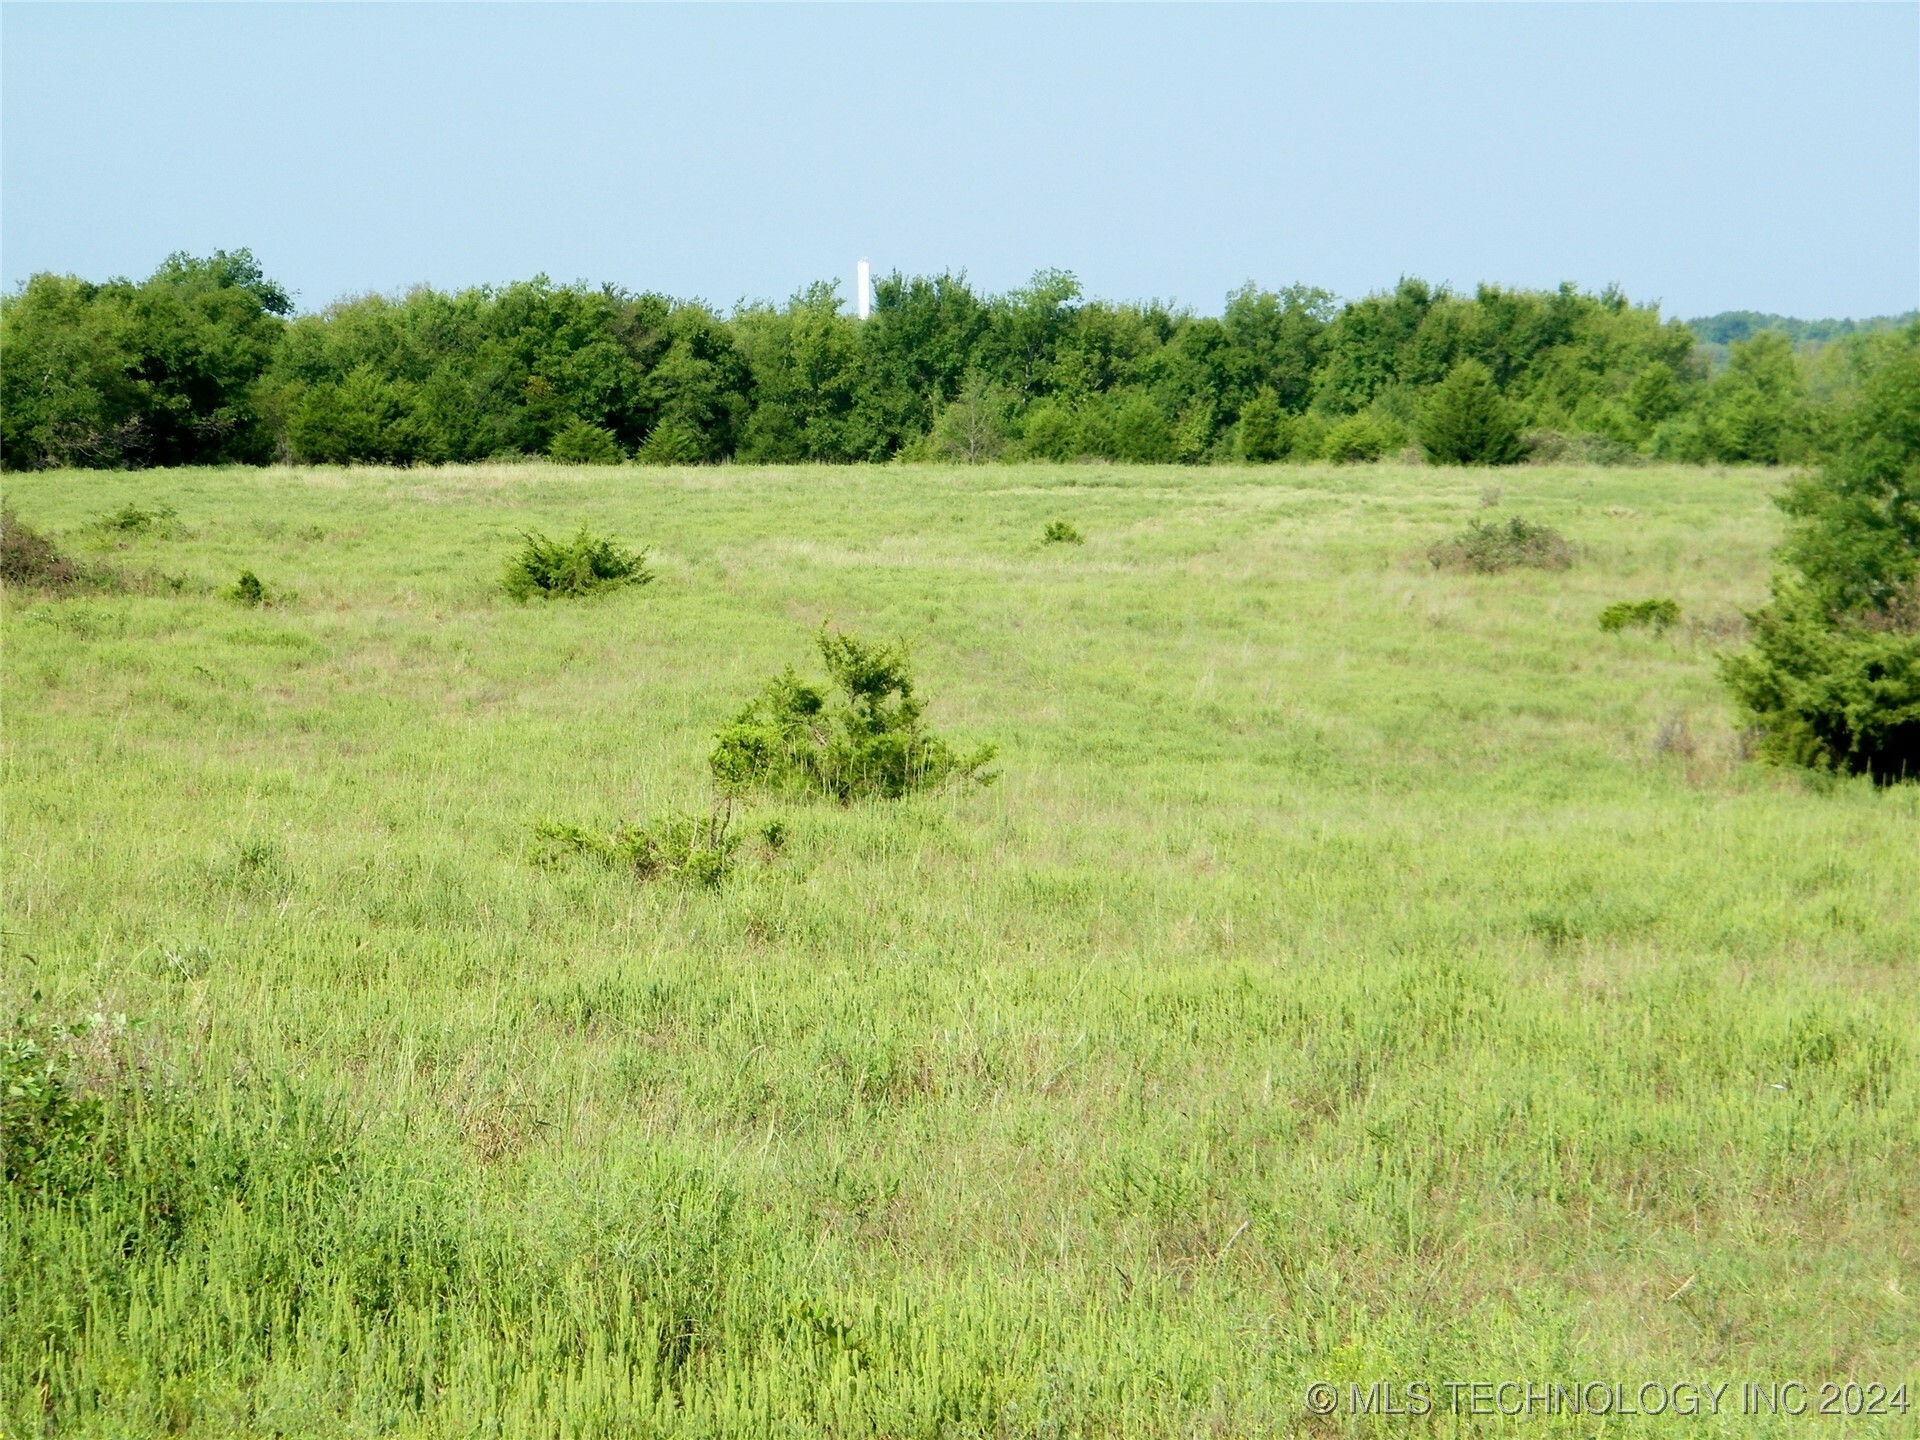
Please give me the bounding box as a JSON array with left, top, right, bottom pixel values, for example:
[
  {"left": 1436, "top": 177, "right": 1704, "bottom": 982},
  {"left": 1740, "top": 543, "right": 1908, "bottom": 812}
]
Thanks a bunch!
[{"left": 856, "top": 257, "right": 871, "bottom": 321}]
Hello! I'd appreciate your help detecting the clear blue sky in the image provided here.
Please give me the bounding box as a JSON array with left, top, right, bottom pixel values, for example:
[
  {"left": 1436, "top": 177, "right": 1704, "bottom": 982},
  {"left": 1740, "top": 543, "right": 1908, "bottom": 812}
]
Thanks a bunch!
[{"left": 3, "top": 3, "right": 1915, "bottom": 320}]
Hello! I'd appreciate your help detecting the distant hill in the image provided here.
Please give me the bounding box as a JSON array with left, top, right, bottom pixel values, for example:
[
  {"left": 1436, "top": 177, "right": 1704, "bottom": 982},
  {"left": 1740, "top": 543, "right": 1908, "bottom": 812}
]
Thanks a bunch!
[{"left": 1687, "top": 310, "right": 1918, "bottom": 346}]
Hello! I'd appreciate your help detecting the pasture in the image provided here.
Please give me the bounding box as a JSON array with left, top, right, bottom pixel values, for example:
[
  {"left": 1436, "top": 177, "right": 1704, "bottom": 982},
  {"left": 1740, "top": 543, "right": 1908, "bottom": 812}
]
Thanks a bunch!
[{"left": 3, "top": 460, "right": 1916, "bottom": 1436}]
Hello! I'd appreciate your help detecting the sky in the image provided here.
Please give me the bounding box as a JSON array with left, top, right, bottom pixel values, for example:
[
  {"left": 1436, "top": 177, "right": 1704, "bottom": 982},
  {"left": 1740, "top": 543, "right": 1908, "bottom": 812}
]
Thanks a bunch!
[{"left": 2, "top": 3, "right": 1915, "bottom": 321}]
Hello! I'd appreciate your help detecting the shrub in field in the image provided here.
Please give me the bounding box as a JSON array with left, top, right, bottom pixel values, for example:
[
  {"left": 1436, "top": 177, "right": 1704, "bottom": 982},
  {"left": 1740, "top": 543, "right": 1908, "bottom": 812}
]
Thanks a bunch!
[
  {"left": 1416, "top": 359, "right": 1524, "bottom": 465},
  {"left": 1723, "top": 594, "right": 1920, "bottom": 782},
  {"left": 547, "top": 419, "right": 623, "bottom": 465},
  {"left": 1, "top": 508, "right": 89, "bottom": 591},
  {"left": 1722, "top": 323, "right": 1920, "bottom": 782},
  {"left": 94, "top": 501, "right": 179, "bottom": 535},
  {"left": 1042, "top": 519, "right": 1083, "bottom": 545},
  {"left": 226, "top": 569, "right": 295, "bottom": 607},
  {"left": 1599, "top": 598, "right": 1682, "bottom": 634},
  {"left": 1522, "top": 430, "right": 1642, "bottom": 467},
  {"left": 533, "top": 809, "right": 740, "bottom": 887},
  {"left": 710, "top": 630, "right": 996, "bottom": 802},
  {"left": 1428, "top": 515, "right": 1573, "bottom": 574},
  {"left": 2, "top": 1017, "right": 108, "bottom": 1198},
  {"left": 1321, "top": 412, "right": 1398, "bottom": 463},
  {"left": 501, "top": 528, "right": 652, "bottom": 601}
]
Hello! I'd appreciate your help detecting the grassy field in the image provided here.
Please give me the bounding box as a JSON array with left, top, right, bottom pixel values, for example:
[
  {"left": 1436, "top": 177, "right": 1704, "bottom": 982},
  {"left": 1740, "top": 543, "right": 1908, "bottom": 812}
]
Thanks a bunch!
[{"left": 3, "top": 460, "right": 1916, "bottom": 1437}]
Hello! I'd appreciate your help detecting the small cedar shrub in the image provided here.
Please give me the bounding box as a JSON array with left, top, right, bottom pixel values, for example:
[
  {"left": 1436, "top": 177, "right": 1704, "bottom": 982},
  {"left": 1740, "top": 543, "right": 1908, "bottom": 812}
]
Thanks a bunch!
[
  {"left": 1428, "top": 516, "right": 1573, "bottom": 574},
  {"left": 1722, "top": 587, "right": 1920, "bottom": 784},
  {"left": 1416, "top": 360, "right": 1524, "bottom": 466},
  {"left": 502, "top": 528, "right": 652, "bottom": 601},
  {"left": 94, "top": 502, "right": 179, "bottom": 535},
  {"left": 1042, "top": 520, "right": 1083, "bottom": 545},
  {"left": 547, "top": 419, "right": 623, "bottom": 465},
  {"left": 710, "top": 630, "right": 996, "bottom": 802},
  {"left": 1599, "top": 598, "right": 1682, "bottom": 634},
  {"left": 636, "top": 420, "right": 704, "bottom": 465}
]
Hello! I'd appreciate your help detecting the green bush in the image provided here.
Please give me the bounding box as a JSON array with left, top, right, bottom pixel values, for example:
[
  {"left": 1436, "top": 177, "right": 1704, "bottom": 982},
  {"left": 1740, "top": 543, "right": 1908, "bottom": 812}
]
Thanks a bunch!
[
  {"left": 533, "top": 809, "right": 740, "bottom": 887},
  {"left": 1649, "top": 414, "right": 1711, "bottom": 463},
  {"left": 928, "top": 372, "right": 1013, "bottom": 464},
  {"left": 1723, "top": 587, "right": 1920, "bottom": 782},
  {"left": 1286, "top": 412, "right": 1330, "bottom": 462},
  {"left": 2, "top": 508, "right": 90, "bottom": 591},
  {"left": 1417, "top": 360, "right": 1524, "bottom": 465},
  {"left": 1598, "top": 597, "right": 1682, "bottom": 634},
  {"left": 1237, "top": 391, "right": 1286, "bottom": 463},
  {"left": 2, "top": 1017, "right": 109, "bottom": 1199},
  {"left": 1321, "top": 412, "right": 1398, "bottom": 464},
  {"left": 94, "top": 501, "right": 179, "bottom": 535},
  {"left": 547, "top": 419, "right": 624, "bottom": 465},
  {"left": 635, "top": 419, "right": 704, "bottom": 465},
  {"left": 229, "top": 569, "right": 268, "bottom": 606},
  {"left": 710, "top": 630, "right": 996, "bottom": 802},
  {"left": 1700, "top": 331, "right": 1811, "bottom": 464},
  {"left": 1722, "top": 322, "right": 1920, "bottom": 781},
  {"left": 1522, "top": 431, "right": 1641, "bottom": 467},
  {"left": 1042, "top": 520, "right": 1083, "bottom": 545},
  {"left": 501, "top": 528, "right": 652, "bottom": 601},
  {"left": 1428, "top": 516, "right": 1574, "bottom": 574},
  {"left": 1017, "top": 400, "right": 1079, "bottom": 462}
]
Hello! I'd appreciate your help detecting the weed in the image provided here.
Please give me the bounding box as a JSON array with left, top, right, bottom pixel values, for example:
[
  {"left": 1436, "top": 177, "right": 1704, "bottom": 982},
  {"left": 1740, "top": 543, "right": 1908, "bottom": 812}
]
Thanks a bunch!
[
  {"left": 1, "top": 1017, "right": 107, "bottom": 1198},
  {"left": 94, "top": 501, "right": 179, "bottom": 536},
  {"left": 710, "top": 630, "right": 996, "bottom": 801},
  {"left": 1653, "top": 709, "right": 1698, "bottom": 758},
  {"left": 210, "top": 834, "right": 292, "bottom": 898},
  {"left": 1427, "top": 515, "right": 1573, "bottom": 573},
  {"left": 1599, "top": 597, "right": 1682, "bottom": 634},
  {"left": 1521, "top": 430, "right": 1644, "bottom": 467},
  {"left": 1042, "top": 520, "right": 1084, "bottom": 545},
  {"left": 501, "top": 527, "right": 652, "bottom": 601},
  {"left": 533, "top": 808, "right": 740, "bottom": 887}
]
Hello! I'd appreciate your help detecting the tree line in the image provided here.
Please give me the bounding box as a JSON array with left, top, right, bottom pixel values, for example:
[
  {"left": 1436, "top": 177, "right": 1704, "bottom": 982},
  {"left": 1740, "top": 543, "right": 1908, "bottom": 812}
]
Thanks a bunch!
[{"left": 0, "top": 249, "right": 1905, "bottom": 471}]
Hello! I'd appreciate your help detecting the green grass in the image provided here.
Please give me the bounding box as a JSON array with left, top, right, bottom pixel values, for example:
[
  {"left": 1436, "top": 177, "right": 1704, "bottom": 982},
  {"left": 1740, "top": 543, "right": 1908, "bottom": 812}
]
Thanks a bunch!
[{"left": 3, "top": 460, "right": 1916, "bottom": 1437}]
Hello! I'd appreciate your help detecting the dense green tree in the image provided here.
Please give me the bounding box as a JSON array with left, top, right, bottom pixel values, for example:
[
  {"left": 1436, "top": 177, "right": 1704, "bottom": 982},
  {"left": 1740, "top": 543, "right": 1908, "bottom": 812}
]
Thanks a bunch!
[
  {"left": 548, "top": 418, "right": 623, "bottom": 464},
  {"left": 1311, "top": 278, "right": 1438, "bottom": 415},
  {"left": 1701, "top": 332, "right": 1810, "bottom": 463},
  {"left": 2, "top": 249, "right": 1871, "bottom": 471},
  {"left": 0, "top": 250, "right": 288, "bottom": 468},
  {"left": 857, "top": 271, "right": 990, "bottom": 447},
  {"left": 1221, "top": 283, "right": 1333, "bottom": 414},
  {"left": 1416, "top": 359, "right": 1524, "bottom": 465},
  {"left": 1723, "top": 323, "right": 1920, "bottom": 781},
  {"left": 1237, "top": 389, "right": 1285, "bottom": 462},
  {"left": 926, "top": 371, "right": 1014, "bottom": 463},
  {"left": 1321, "top": 411, "right": 1399, "bottom": 463}
]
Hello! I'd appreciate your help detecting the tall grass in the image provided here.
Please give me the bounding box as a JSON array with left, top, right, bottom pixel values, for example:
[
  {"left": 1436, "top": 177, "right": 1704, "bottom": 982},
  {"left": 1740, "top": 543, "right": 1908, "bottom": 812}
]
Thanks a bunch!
[{"left": 3, "top": 461, "right": 1916, "bottom": 1436}]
